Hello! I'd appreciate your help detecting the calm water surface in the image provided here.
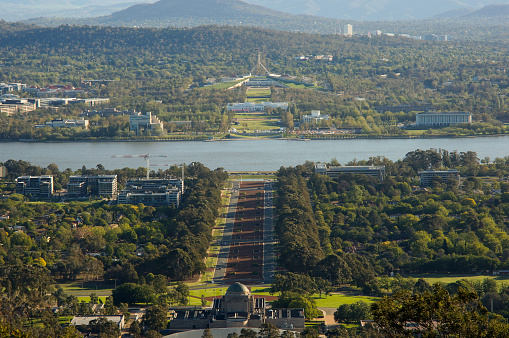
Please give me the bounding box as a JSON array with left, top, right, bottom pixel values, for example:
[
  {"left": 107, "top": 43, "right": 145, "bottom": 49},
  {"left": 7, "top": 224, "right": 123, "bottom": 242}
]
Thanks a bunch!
[{"left": 2, "top": 136, "right": 509, "bottom": 171}]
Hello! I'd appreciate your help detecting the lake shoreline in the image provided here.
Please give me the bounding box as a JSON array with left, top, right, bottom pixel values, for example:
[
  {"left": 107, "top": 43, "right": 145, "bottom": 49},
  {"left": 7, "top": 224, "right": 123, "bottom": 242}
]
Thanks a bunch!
[{"left": 5, "top": 132, "right": 509, "bottom": 143}]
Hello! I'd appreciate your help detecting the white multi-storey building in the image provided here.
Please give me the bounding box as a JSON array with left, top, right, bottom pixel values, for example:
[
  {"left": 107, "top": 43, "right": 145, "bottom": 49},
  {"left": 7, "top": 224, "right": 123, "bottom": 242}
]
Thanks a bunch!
[
  {"left": 416, "top": 111, "right": 472, "bottom": 126},
  {"left": 129, "top": 112, "right": 164, "bottom": 135},
  {"left": 344, "top": 24, "right": 353, "bottom": 36},
  {"left": 315, "top": 163, "right": 386, "bottom": 181},
  {"left": 302, "top": 110, "right": 330, "bottom": 123},
  {"left": 226, "top": 102, "right": 288, "bottom": 112}
]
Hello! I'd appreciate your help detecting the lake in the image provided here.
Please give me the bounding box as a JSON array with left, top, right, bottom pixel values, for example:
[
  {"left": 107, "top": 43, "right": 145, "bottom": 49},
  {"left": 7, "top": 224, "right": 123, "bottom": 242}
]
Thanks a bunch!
[{"left": 3, "top": 136, "right": 509, "bottom": 171}]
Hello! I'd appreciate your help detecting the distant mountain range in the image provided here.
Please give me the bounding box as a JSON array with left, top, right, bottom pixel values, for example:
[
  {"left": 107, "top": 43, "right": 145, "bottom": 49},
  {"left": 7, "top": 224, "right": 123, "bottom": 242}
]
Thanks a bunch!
[
  {"left": 0, "top": 0, "right": 154, "bottom": 21},
  {"left": 3, "top": 0, "right": 509, "bottom": 22},
  {"left": 242, "top": 0, "right": 509, "bottom": 20},
  {"left": 106, "top": 0, "right": 291, "bottom": 22}
]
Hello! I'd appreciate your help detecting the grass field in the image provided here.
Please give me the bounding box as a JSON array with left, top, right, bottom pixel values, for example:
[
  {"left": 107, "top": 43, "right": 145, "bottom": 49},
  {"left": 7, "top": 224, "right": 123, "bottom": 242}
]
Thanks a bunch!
[
  {"left": 201, "top": 79, "right": 246, "bottom": 90},
  {"left": 409, "top": 274, "right": 509, "bottom": 285},
  {"left": 246, "top": 88, "right": 271, "bottom": 97},
  {"left": 312, "top": 293, "right": 378, "bottom": 308}
]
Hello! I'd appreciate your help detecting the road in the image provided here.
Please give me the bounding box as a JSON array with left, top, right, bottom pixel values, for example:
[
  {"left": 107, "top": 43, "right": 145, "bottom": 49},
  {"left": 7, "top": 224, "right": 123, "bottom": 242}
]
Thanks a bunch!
[{"left": 213, "top": 181, "right": 239, "bottom": 282}]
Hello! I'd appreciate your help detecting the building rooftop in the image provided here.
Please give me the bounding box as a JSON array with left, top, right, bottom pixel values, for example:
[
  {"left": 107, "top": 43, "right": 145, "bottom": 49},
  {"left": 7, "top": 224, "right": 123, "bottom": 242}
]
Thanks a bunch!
[{"left": 226, "top": 282, "right": 250, "bottom": 296}]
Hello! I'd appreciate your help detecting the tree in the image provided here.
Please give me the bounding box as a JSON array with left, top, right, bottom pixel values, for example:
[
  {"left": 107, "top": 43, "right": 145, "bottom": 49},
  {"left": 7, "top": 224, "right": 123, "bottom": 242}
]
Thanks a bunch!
[
  {"left": 258, "top": 323, "right": 280, "bottom": 338},
  {"left": 239, "top": 328, "right": 257, "bottom": 338},
  {"left": 143, "top": 305, "right": 167, "bottom": 332},
  {"left": 202, "top": 328, "right": 214, "bottom": 338},
  {"left": 129, "top": 320, "right": 142, "bottom": 338},
  {"left": 334, "top": 301, "right": 371, "bottom": 324},
  {"left": 371, "top": 284, "right": 509, "bottom": 337}
]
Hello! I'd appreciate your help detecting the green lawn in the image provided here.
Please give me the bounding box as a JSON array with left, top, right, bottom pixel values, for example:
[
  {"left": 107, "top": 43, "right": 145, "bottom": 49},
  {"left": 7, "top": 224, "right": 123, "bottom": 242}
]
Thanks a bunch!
[
  {"left": 58, "top": 281, "right": 114, "bottom": 294},
  {"left": 246, "top": 89, "right": 271, "bottom": 97},
  {"left": 312, "top": 293, "right": 378, "bottom": 308},
  {"left": 201, "top": 79, "right": 247, "bottom": 89},
  {"left": 409, "top": 274, "right": 509, "bottom": 285}
]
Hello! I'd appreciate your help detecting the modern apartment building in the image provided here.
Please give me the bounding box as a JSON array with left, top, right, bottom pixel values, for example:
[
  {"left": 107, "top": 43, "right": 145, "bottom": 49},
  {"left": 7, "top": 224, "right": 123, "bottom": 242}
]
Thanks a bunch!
[
  {"left": 67, "top": 175, "right": 118, "bottom": 197},
  {"left": 117, "top": 178, "right": 183, "bottom": 207},
  {"left": 16, "top": 175, "right": 54, "bottom": 198},
  {"left": 315, "top": 163, "right": 386, "bottom": 181},
  {"left": 416, "top": 111, "right": 472, "bottom": 126},
  {"left": 418, "top": 170, "right": 460, "bottom": 187}
]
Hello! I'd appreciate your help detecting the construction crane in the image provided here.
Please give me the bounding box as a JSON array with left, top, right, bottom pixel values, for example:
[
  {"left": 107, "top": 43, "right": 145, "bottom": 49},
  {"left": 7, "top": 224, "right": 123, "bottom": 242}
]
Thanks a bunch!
[{"left": 111, "top": 154, "right": 168, "bottom": 179}]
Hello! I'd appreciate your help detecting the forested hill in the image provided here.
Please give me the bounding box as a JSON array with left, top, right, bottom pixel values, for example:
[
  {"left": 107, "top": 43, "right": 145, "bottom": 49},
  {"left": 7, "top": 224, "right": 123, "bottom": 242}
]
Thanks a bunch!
[
  {"left": 107, "top": 0, "right": 292, "bottom": 21},
  {"left": 0, "top": 23, "right": 425, "bottom": 57}
]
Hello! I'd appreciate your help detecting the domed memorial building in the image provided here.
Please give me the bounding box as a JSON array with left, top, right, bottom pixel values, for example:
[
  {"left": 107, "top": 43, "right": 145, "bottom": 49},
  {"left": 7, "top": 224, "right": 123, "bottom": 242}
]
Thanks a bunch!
[{"left": 169, "top": 283, "right": 305, "bottom": 332}]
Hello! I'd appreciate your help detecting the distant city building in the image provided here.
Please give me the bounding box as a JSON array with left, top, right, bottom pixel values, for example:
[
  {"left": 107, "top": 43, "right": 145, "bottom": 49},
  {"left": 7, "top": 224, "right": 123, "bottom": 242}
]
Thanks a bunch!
[
  {"left": 170, "top": 282, "right": 305, "bottom": 332},
  {"left": 221, "top": 74, "right": 251, "bottom": 82},
  {"left": 416, "top": 111, "right": 472, "bottom": 126},
  {"left": 0, "top": 166, "right": 6, "bottom": 178},
  {"left": 129, "top": 111, "right": 164, "bottom": 135},
  {"left": 67, "top": 175, "right": 118, "bottom": 197},
  {"left": 374, "top": 104, "right": 433, "bottom": 114},
  {"left": 227, "top": 102, "right": 289, "bottom": 112},
  {"left": 16, "top": 175, "right": 54, "bottom": 198},
  {"left": 0, "top": 82, "right": 26, "bottom": 95},
  {"left": 245, "top": 78, "right": 288, "bottom": 88},
  {"left": 80, "top": 108, "right": 135, "bottom": 117},
  {"left": 70, "top": 315, "right": 125, "bottom": 330},
  {"left": 315, "top": 163, "right": 386, "bottom": 181},
  {"left": 302, "top": 110, "right": 330, "bottom": 124},
  {"left": 24, "top": 84, "right": 85, "bottom": 97},
  {"left": 419, "top": 170, "right": 460, "bottom": 187},
  {"left": 27, "top": 97, "right": 109, "bottom": 107},
  {"left": 117, "top": 178, "right": 183, "bottom": 207},
  {"left": 344, "top": 24, "right": 353, "bottom": 36},
  {"left": 0, "top": 98, "right": 36, "bottom": 115},
  {"left": 36, "top": 118, "right": 89, "bottom": 129},
  {"left": 423, "top": 34, "right": 448, "bottom": 42}
]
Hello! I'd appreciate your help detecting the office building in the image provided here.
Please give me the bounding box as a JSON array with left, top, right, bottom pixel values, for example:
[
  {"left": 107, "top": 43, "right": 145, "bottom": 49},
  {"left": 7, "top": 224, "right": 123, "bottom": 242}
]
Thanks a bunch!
[
  {"left": 418, "top": 170, "right": 460, "bottom": 187},
  {"left": 416, "top": 111, "right": 472, "bottom": 126},
  {"left": 344, "top": 24, "right": 353, "bottom": 36},
  {"left": 315, "top": 163, "right": 386, "bottom": 181},
  {"left": 302, "top": 110, "right": 330, "bottom": 124},
  {"left": 129, "top": 111, "right": 164, "bottom": 135},
  {"left": 16, "top": 176, "right": 54, "bottom": 198}
]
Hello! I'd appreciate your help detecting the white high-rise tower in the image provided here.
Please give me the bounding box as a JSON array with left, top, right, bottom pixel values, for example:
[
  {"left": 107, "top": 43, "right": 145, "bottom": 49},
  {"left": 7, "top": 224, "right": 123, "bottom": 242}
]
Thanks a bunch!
[{"left": 344, "top": 24, "right": 353, "bottom": 36}]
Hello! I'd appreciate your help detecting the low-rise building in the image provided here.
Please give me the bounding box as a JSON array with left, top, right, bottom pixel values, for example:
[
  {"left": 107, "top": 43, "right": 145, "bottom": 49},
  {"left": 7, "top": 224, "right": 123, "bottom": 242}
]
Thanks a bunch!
[
  {"left": 16, "top": 176, "right": 53, "bottom": 198},
  {"left": 315, "top": 163, "right": 386, "bottom": 181},
  {"left": 227, "top": 102, "right": 289, "bottom": 112},
  {"left": 129, "top": 111, "right": 164, "bottom": 135},
  {"left": 0, "top": 82, "right": 26, "bottom": 94},
  {"left": 70, "top": 315, "right": 125, "bottom": 330},
  {"left": 418, "top": 170, "right": 460, "bottom": 187},
  {"left": 302, "top": 110, "right": 330, "bottom": 124},
  {"left": 416, "top": 111, "right": 472, "bottom": 126},
  {"left": 37, "top": 118, "right": 89, "bottom": 129}
]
